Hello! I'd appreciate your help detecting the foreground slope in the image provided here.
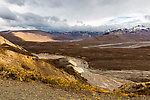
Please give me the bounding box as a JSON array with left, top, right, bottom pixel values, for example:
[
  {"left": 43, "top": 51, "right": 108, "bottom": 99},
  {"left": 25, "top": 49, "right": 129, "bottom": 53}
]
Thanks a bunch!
[
  {"left": 0, "top": 35, "right": 84, "bottom": 81},
  {"left": 1, "top": 79, "right": 141, "bottom": 100},
  {"left": 0, "top": 35, "right": 116, "bottom": 99}
]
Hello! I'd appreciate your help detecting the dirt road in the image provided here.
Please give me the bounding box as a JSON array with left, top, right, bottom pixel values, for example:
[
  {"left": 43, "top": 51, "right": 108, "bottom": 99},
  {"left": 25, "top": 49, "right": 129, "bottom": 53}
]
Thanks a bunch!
[{"left": 83, "top": 41, "right": 150, "bottom": 48}]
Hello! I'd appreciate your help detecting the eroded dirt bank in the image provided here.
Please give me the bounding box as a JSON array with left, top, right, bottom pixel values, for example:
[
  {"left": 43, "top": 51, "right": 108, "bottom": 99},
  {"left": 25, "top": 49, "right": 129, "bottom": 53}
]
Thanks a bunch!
[{"left": 32, "top": 53, "right": 150, "bottom": 91}]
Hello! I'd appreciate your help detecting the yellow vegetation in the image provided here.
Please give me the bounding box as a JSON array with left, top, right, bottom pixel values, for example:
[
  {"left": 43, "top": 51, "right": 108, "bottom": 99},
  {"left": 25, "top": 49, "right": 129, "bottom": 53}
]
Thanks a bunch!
[
  {"left": 0, "top": 65, "right": 148, "bottom": 98},
  {"left": 0, "top": 66, "right": 41, "bottom": 82},
  {"left": 0, "top": 65, "right": 104, "bottom": 92},
  {"left": 114, "top": 82, "right": 150, "bottom": 97}
]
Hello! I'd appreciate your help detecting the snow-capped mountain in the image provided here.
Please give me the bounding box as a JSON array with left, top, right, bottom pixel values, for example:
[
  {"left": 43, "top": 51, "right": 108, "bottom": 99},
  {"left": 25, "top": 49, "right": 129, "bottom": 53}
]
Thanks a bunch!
[{"left": 104, "top": 25, "right": 150, "bottom": 35}]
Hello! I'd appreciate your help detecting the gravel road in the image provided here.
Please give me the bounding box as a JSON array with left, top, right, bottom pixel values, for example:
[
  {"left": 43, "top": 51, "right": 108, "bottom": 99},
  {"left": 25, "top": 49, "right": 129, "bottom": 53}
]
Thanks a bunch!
[{"left": 83, "top": 41, "right": 150, "bottom": 48}]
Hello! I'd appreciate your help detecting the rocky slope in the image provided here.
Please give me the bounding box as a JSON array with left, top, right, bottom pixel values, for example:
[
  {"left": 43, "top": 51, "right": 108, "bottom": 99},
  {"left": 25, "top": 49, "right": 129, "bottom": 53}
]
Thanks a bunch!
[
  {"left": 0, "top": 35, "right": 85, "bottom": 82},
  {"left": 0, "top": 35, "right": 111, "bottom": 99}
]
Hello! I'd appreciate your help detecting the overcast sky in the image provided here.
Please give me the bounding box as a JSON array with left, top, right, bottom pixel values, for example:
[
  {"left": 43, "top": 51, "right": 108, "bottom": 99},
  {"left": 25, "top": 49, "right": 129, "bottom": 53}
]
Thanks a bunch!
[{"left": 0, "top": 0, "right": 150, "bottom": 32}]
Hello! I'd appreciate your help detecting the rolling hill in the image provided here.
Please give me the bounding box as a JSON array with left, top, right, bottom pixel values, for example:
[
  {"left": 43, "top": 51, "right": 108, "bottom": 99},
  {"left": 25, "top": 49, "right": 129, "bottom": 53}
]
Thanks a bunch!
[
  {"left": 0, "top": 30, "right": 69, "bottom": 42},
  {"left": 78, "top": 28, "right": 150, "bottom": 46},
  {"left": 0, "top": 30, "right": 102, "bottom": 43}
]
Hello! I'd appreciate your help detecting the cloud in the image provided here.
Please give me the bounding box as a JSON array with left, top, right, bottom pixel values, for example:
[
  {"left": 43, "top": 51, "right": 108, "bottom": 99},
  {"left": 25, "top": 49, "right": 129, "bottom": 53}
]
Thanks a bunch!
[
  {"left": 106, "top": 16, "right": 143, "bottom": 25},
  {"left": 30, "top": 0, "right": 62, "bottom": 8},
  {"left": 0, "top": 10, "right": 70, "bottom": 32},
  {"left": 0, "top": 9, "right": 108, "bottom": 32},
  {"left": 0, "top": 7, "right": 16, "bottom": 20},
  {"left": 1, "top": 0, "right": 150, "bottom": 32},
  {"left": 5, "top": 0, "right": 25, "bottom": 6},
  {"left": 5, "top": 0, "right": 62, "bottom": 8},
  {"left": 144, "top": 15, "right": 150, "bottom": 21}
]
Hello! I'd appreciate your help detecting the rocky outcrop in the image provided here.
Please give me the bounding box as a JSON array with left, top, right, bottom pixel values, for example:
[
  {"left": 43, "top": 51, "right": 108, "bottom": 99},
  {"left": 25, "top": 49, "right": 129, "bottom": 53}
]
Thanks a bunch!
[{"left": 0, "top": 35, "right": 27, "bottom": 52}]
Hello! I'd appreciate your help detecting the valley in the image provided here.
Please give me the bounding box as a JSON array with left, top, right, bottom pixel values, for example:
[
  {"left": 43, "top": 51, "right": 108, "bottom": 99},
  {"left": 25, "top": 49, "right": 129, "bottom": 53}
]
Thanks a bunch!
[
  {"left": 33, "top": 53, "right": 150, "bottom": 91},
  {"left": 2, "top": 0, "right": 150, "bottom": 99},
  {"left": 1, "top": 30, "right": 150, "bottom": 99}
]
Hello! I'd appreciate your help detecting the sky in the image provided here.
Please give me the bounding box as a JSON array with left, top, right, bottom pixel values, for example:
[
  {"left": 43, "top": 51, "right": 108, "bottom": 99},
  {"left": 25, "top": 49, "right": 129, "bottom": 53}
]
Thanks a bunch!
[{"left": 0, "top": 0, "right": 150, "bottom": 32}]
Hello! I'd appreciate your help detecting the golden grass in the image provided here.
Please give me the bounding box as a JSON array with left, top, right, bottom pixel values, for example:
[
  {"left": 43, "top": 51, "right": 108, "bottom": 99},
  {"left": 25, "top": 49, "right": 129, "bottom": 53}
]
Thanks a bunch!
[
  {"left": 114, "top": 82, "right": 150, "bottom": 96},
  {"left": 0, "top": 65, "right": 148, "bottom": 98},
  {"left": 0, "top": 65, "right": 102, "bottom": 92},
  {"left": 0, "top": 66, "right": 41, "bottom": 82},
  {"left": 1, "top": 43, "right": 32, "bottom": 56}
]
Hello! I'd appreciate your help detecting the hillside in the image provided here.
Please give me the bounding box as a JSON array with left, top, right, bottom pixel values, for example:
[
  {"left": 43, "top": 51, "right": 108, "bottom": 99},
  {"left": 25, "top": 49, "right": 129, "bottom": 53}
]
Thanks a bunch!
[
  {"left": 0, "top": 36, "right": 74, "bottom": 79},
  {"left": 0, "top": 35, "right": 94, "bottom": 86},
  {"left": 0, "top": 35, "right": 116, "bottom": 99},
  {"left": 1, "top": 31, "right": 150, "bottom": 99},
  {"left": 0, "top": 30, "right": 73, "bottom": 42},
  {"left": 78, "top": 32, "right": 150, "bottom": 46},
  {"left": 0, "top": 30, "right": 102, "bottom": 43}
]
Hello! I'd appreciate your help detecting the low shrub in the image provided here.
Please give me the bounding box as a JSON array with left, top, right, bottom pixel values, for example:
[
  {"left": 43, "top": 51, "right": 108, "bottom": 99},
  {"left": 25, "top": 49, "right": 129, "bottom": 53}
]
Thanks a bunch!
[
  {"left": 0, "top": 66, "right": 41, "bottom": 82},
  {"left": 0, "top": 65, "right": 110, "bottom": 94}
]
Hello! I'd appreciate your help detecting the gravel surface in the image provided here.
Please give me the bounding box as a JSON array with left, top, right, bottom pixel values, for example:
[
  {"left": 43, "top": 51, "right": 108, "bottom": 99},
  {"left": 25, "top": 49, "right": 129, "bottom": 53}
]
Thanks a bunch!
[
  {"left": 1, "top": 79, "right": 150, "bottom": 100},
  {"left": 0, "top": 79, "right": 92, "bottom": 100}
]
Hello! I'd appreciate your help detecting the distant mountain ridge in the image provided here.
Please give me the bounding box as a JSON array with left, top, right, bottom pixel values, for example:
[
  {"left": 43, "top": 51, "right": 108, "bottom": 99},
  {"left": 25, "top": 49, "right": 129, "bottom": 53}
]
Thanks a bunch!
[
  {"left": 104, "top": 25, "right": 150, "bottom": 35},
  {"left": 78, "top": 25, "right": 150, "bottom": 46},
  {"left": 1, "top": 25, "right": 150, "bottom": 44},
  {"left": 0, "top": 30, "right": 104, "bottom": 42}
]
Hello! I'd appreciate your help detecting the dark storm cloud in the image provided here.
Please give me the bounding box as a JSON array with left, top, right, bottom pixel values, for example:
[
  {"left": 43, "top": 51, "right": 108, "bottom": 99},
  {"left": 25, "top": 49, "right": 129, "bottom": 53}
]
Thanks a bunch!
[
  {"left": 0, "top": 7, "right": 16, "bottom": 20},
  {"left": 1, "top": 10, "right": 70, "bottom": 32},
  {"left": 1, "top": 9, "right": 102, "bottom": 32}
]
